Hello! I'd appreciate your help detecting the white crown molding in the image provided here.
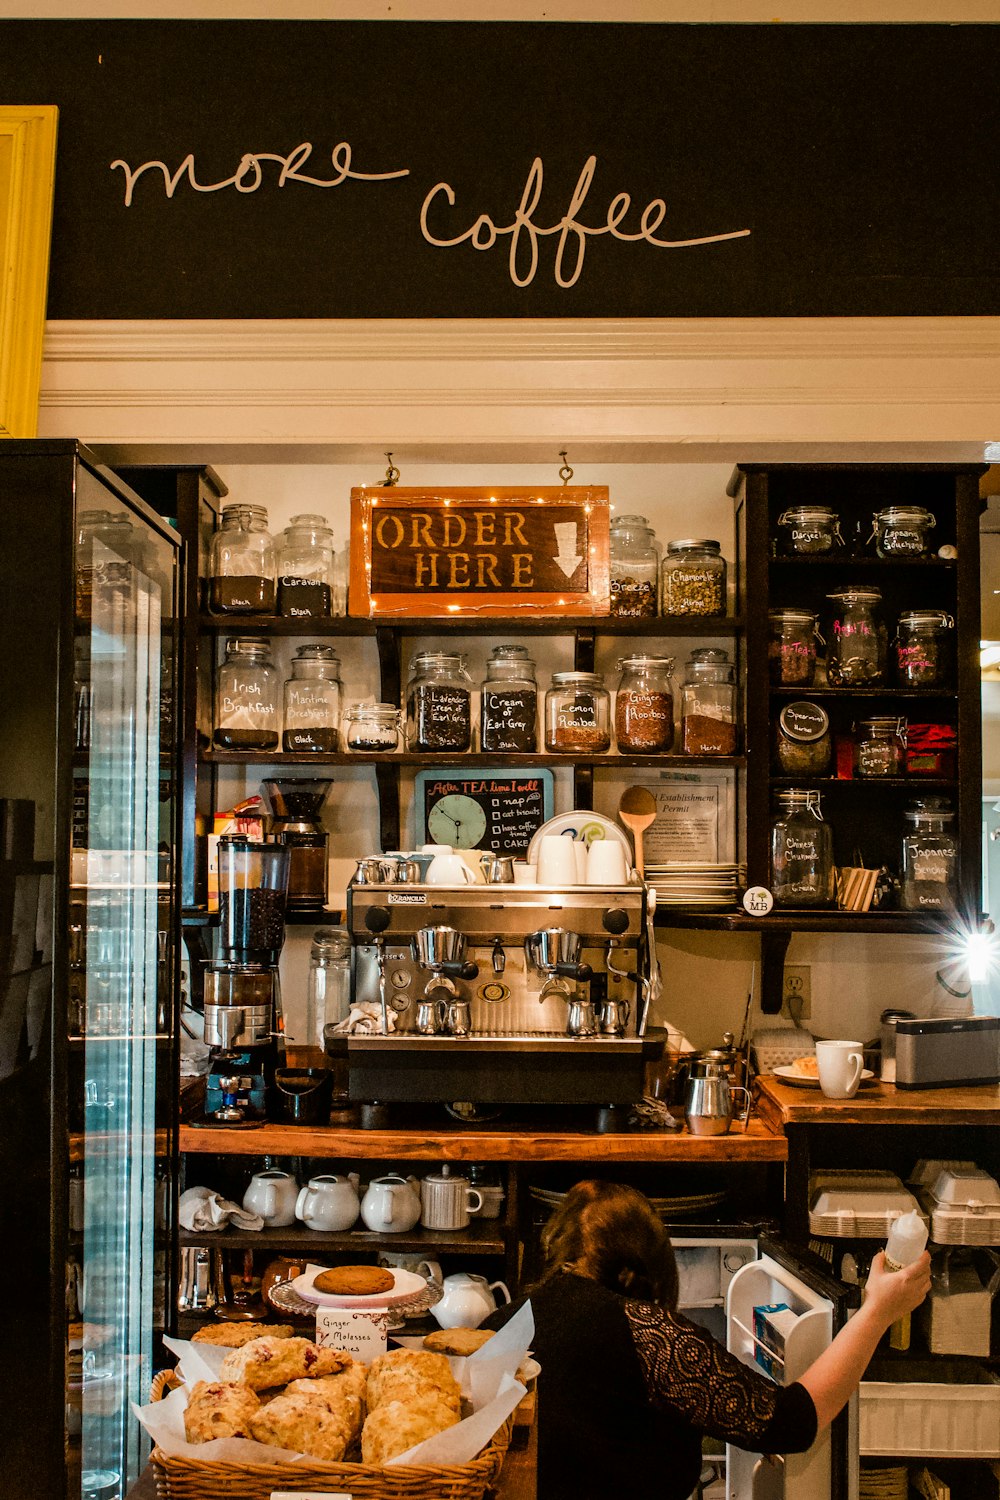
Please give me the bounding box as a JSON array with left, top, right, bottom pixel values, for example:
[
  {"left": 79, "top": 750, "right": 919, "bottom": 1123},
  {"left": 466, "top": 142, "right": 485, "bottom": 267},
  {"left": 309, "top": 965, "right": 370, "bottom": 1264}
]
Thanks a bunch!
[{"left": 38, "top": 316, "right": 1000, "bottom": 462}]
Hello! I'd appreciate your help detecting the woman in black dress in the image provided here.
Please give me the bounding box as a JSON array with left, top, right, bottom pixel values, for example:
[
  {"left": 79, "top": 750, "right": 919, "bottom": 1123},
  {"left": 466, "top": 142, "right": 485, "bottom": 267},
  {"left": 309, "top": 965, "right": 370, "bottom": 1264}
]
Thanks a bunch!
[{"left": 485, "top": 1180, "right": 930, "bottom": 1500}]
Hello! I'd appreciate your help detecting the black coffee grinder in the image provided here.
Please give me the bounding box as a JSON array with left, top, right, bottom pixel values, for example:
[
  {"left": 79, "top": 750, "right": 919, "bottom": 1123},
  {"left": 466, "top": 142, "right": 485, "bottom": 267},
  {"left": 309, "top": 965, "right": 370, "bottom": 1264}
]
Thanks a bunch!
[
  {"left": 263, "top": 778, "right": 334, "bottom": 912},
  {"left": 204, "top": 836, "right": 290, "bottom": 1122}
]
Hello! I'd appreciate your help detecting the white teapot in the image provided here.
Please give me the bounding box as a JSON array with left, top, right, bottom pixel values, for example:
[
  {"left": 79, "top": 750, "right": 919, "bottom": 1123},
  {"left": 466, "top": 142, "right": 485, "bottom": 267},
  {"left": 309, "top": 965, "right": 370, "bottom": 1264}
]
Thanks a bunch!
[
  {"left": 431, "top": 1271, "right": 511, "bottom": 1329},
  {"left": 360, "top": 1174, "right": 422, "bottom": 1233},
  {"left": 295, "top": 1173, "right": 361, "bottom": 1232},
  {"left": 242, "top": 1169, "right": 298, "bottom": 1228}
]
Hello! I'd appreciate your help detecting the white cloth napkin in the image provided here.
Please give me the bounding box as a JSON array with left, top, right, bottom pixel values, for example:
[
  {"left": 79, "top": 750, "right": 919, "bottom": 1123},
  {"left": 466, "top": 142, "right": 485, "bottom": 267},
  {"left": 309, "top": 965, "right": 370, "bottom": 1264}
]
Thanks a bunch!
[
  {"left": 330, "top": 1001, "right": 396, "bottom": 1034},
  {"left": 178, "top": 1185, "right": 263, "bottom": 1232}
]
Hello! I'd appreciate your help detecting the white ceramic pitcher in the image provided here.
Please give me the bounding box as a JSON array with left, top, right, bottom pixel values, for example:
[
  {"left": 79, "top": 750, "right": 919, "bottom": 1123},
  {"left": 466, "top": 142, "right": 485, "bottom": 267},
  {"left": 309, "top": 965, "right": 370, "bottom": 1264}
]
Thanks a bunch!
[{"left": 295, "top": 1172, "right": 361, "bottom": 1232}]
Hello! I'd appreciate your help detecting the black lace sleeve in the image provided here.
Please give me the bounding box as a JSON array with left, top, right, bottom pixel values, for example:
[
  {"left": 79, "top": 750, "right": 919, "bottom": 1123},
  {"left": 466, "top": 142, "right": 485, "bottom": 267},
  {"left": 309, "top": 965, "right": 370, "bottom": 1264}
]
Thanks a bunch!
[{"left": 625, "top": 1301, "right": 818, "bottom": 1454}]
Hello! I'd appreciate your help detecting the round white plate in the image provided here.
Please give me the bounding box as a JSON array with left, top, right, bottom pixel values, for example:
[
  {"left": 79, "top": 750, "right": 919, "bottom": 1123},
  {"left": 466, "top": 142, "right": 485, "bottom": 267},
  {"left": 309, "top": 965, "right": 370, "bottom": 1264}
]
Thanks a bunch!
[
  {"left": 773, "top": 1065, "right": 875, "bottom": 1089},
  {"left": 292, "top": 1267, "right": 428, "bottom": 1308},
  {"left": 527, "top": 811, "right": 632, "bottom": 865}
]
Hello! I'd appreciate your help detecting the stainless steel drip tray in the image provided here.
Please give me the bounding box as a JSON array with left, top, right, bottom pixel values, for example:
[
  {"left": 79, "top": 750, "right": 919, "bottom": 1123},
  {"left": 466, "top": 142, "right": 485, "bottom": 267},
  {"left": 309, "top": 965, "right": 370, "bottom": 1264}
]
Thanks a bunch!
[
  {"left": 334, "top": 1027, "right": 665, "bottom": 1106},
  {"left": 346, "top": 1031, "right": 655, "bottom": 1055}
]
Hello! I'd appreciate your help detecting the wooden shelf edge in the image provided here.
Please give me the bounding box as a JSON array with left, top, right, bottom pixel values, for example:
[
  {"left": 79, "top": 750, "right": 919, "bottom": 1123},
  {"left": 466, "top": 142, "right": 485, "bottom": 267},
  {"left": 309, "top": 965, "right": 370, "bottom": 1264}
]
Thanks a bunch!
[{"left": 177, "top": 1223, "right": 507, "bottom": 1253}]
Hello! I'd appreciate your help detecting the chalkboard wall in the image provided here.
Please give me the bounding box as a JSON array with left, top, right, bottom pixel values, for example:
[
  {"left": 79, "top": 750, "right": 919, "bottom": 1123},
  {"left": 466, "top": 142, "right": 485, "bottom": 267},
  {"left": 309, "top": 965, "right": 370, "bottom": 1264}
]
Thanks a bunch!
[{"left": 2, "top": 20, "right": 998, "bottom": 318}]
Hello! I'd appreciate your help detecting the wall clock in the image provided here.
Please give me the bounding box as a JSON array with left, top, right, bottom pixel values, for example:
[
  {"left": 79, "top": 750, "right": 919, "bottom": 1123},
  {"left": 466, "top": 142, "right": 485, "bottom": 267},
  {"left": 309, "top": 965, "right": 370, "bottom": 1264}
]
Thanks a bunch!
[{"left": 414, "top": 768, "right": 555, "bottom": 856}]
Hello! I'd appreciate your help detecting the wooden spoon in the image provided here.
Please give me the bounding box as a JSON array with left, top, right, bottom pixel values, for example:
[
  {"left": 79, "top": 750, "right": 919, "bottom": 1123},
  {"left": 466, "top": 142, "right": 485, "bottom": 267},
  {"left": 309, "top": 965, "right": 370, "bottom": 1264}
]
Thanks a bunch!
[{"left": 618, "top": 785, "right": 657, "bottom": 880}]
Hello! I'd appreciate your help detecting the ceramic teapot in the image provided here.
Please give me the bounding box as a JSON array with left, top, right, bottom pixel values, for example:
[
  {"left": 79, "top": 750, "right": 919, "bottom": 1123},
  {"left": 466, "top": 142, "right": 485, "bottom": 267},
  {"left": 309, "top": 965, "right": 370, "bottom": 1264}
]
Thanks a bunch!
[
  {"left": 242, "top": 1168, "right": 298, "bottom": 1227},
  {"left": 360, "top": 1173, "right": 422, "bottom": 1233},
  {"left": 295, "top": 1172, "right": 361, "bottom": 1232},
  {"left": 431, "top": 1271, "right": 511, "bottom": 1329}
]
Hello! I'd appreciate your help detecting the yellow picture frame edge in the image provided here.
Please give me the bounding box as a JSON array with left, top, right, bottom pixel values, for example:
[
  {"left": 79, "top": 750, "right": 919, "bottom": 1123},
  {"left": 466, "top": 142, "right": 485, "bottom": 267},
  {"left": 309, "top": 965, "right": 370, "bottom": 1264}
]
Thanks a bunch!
[{"left": 0, "top": 105, "right": 58, "bottom": 439}]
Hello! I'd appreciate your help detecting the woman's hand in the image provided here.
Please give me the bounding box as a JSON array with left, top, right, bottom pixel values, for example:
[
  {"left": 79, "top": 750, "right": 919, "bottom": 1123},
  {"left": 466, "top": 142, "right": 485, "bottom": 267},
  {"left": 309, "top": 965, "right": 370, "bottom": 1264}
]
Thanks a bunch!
[{"left": 863, "top": 1250, "right": 932, "bottom": 1325}]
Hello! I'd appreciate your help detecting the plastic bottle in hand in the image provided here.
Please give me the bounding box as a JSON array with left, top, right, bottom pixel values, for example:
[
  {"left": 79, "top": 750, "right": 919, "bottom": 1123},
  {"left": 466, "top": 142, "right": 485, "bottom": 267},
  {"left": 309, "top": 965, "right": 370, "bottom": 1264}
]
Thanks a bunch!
[{"left": 884, "top": 1210, "right": 929, "bottom": 1351}]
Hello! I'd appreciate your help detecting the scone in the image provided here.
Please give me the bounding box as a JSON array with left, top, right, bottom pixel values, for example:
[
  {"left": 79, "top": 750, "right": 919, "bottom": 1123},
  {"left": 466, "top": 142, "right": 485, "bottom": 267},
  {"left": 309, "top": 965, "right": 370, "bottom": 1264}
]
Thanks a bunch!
[
  {"left": 367, "top": 1349, "right": 461, "bottom": 1414},
  {"left": 423, "top": 1327, "right": 495, "bottom": 1357},
  {"left": 250, "top": 1390, "right": 355, "bottom": 1462},
  {"left": 792, "top": 1054, "right": 819, "bottom": 1077},
  {"left": 183, "top": 1379, "right": 260, "bottom": 1443},
  {"left": 314, "top": 1265, "right": 394, "bottom": 1296},
  {"left": 192, "top": 1322, "right": 294, "bottom": 1348},
  {"left": 219, "top": 1335, "right": 352, "bottom": 1391},
  {"left": 361, "top": 1393, "right": 459, "bottom": 1466},
  {"left": 286, "top": 1366, "right": 367, "bottom": 1435}
]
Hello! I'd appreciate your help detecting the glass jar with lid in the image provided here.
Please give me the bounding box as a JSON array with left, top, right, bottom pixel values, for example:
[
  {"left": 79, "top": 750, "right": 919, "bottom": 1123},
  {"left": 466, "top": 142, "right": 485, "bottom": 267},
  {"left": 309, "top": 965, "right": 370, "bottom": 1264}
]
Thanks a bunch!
[
  {"left": 901, "top": 799, "right": 958, "bottom": 911},
  {"left": 768, "top": 608, "right": 820, "bottom": 687},
  {"left": 680, "top": 648, "right": 737, "bottom": 755},
  {"left": 544, "top": 671, "right": 611, "bottom": 753},
  {"left": 826, "top": 587, "right": 887, "bottom": 686},
  {"left": 777, "top": 506, "right": 842, "bottom": 556},
  {"left": 214, "top": 637, "right": 279, "bottom": 750},
  {"left": 406, "top": 651, "right": 472, "bottom": 752},
  {"left": 609, "top": 514, "right": 660, "bottom": 619},
  {"left": 894, "top": 609, "right": 954, "bottom": 688},
  {"left": 615, "top": 656, "right": 675, "bottom": 753},
  {"left": 277, "top": 513, "right": 336, "bottom": 619},
  {"left": 209, "top": 504, "right": 276, "bottom": 614},
  {"left": 661, "top": 539, "right": 727, "bottom": 617},
  {"left": 282, "top": 644, "right": 342, "bottom": 752},
  {"left": 775, "top": 701, "right": 831, "bottom": 776},
  {"left": 480, "top": 645, "right": 538, "bottom": 753},
  {"left": 306, "top": 925, "right": 352, "bottom": 1053},
  {"left": 345, "top": 702, "right": 401, "bottom": 752},
  {"left": 75, "top": 508, "right": 139, "bottom": 620},
  {"left": 770, "top": 788, "right": 834, "bottom": 908},
  {"left": 853, "top": 716, "right": 906, "bottom": 778},
  {"left": 872, "top": 506, "right": 936, "bottom": 559}
]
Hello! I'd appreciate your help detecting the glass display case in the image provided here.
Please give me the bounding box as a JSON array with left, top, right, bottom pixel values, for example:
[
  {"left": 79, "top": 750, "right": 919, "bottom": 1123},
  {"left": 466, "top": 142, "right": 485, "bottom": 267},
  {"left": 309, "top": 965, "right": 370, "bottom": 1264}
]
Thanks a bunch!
[{"left": 0, "top": 441, "right": 181, "bottom": 1500}]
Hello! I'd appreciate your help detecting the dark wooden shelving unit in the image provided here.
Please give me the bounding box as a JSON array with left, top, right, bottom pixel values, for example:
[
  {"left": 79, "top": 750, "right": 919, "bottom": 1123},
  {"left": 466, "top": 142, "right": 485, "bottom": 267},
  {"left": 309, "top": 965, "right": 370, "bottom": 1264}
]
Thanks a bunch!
[
  {"left": 201, "top": 748, "right": 746, "bottom": 770},
  {"left": 733, "top": 461, "right": 985, "bottom": 1013},
  {"left": 178, "top": 1219, "right": 508, "bottom": 1255},
  {"left": 198, "top": 612, "right": 743, "bottom": 637}
]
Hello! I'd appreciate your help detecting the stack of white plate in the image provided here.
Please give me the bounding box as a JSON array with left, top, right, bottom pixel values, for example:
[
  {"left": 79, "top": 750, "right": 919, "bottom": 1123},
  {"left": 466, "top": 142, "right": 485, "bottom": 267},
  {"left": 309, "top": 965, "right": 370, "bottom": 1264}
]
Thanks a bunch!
[{"left": 646, "top": 862, "right": 745, "bottom": 909}]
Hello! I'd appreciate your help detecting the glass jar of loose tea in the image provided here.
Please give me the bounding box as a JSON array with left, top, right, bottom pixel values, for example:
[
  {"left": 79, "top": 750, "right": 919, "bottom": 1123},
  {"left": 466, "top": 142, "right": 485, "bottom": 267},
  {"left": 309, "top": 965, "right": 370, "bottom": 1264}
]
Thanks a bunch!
[
  {"left": 214, "top": 637, "right": 280, "bottom": 750},
  {"left": 853, "top": 716, "right": 906, "bottom": 778},
  {"left": 480, "top": 645, "right": 538, "bottom": 753},
  {"left": 680, "top": 649, "right": 737, "bottom": 756},
  {"left": 768, "top": 608, "right": 820, "bottom": 687},
  {"left": 826, "top": 587, "right": 887, "bottom": 686},
  {"left": 901, "top": 799, "right": 957, "bottom": 912},
  {"left": 277, "top": 513, "right": 336, "bottom": 619},
  {"left": 544, "top": 671, "right": 611, "bottom": 753},
  {"left": 75, "top": 508, "right": 140, "bottom": 621},
  {"left": 406, "top": 651, "right": 473, "bottom": 753},
  {"left": 209, "top": 504, "right": 276, "bottom": 614},
  {"left": 282, "top": 644, "right": 342, "bottom": 752},
  {"left": 775, "top": 701, "right": 831, "bottom": 776},
  {"left": 770, "top": 788, "right": 834, "bottom": 908},
  {"left": 894, "top": 609, "right": 954, "bottom": 688},
  {"left": 872, "top": 505, "right": 936, "bottom": 559},
  {"left": 777, "top": 505, "right": 842, "bottom": 556},
  {"left": 615, "top": 656, "right": 675, "bottom": 753},
  {"left": 661, "top": 539, "right": 727, "bottom": 617},
  {"left": 609, "top": 514, "right": 660, "bottom": 619},
  {"left": 345, "top": 702, "right": 401, "bottom": 752}
]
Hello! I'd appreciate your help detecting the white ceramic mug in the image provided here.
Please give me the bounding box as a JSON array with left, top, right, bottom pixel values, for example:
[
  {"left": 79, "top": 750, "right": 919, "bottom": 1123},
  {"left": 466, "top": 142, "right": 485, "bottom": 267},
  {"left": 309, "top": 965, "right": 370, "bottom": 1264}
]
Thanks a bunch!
[
  {"left": 512, "top": 861, "right": 537, "bottom": 886},
  {"left": 536, "top": 834, "right": 580, "bottom": 886},
  {"left": 378, "top": 1251, "right": 444, "bottom": 1290},
  {"left": 586, "top": 838, "right": 628, "bottom": 885},
  {"left": 815, "top": 1039, "right": 865, "bottom": 1099},
  {"left": 243, "top": 1169, "right": 298, "bottom": 1227},
  {"left": 424, "top": 846, "right": 476, "bottom": 885}
]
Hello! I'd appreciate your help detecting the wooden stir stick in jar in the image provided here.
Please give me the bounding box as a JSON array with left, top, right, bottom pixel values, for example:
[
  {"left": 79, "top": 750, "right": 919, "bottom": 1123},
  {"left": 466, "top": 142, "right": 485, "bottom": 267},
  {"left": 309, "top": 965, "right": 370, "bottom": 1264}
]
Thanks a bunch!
[{"left": 618, "top": 785, "right": 657, "bottom": 879}]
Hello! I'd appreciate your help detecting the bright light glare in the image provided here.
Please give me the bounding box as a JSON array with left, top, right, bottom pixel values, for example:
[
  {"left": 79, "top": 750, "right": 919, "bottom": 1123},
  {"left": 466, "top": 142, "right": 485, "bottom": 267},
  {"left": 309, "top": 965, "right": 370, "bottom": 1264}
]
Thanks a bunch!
[{"left": 945, "top": 919, "right": 1000, "bottom": 984}]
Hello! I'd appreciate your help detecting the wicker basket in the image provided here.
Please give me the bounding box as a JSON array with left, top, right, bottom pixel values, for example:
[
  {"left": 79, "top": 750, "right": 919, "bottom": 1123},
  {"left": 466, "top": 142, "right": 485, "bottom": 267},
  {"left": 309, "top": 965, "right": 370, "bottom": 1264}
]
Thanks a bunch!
[{"left": 149, "top": 1368, "right": 513, "bottom": 1500}]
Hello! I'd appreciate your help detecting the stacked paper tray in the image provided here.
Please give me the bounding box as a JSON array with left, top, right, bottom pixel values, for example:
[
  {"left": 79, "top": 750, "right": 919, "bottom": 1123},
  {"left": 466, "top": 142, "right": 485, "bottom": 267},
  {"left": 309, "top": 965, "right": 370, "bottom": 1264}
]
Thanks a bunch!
[
  {"left": 808, "top": 1171, "right": 927, "bottom": 1239},
  {"left": 917, "top": 1164, "right": 1000, "bottom": 1246}
]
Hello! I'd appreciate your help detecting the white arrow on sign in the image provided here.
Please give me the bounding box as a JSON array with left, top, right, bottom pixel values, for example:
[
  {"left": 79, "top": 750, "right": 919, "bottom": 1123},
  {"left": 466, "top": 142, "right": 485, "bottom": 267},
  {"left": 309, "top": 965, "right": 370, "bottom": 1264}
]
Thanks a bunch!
[{"left": 552, "top": 520, "right": 582, "bottom": 578}]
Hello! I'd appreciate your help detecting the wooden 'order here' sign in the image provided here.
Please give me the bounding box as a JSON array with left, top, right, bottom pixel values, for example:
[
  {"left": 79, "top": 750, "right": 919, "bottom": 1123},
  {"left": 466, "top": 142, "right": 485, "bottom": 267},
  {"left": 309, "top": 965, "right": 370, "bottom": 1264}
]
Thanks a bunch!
[{"left": 349, "top": 486, "right": 610, "bottom": 617}]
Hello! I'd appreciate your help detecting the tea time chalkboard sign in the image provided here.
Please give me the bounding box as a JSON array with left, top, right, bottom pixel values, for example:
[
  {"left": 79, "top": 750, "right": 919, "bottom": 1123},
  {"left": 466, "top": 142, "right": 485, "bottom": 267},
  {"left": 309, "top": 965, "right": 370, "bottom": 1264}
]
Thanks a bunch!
[
  {"left": 415, "top": 768, "right": 555, "bottom": 855},
  {"left": 349, "top": 486, "right": 610, "bottom": 618}
]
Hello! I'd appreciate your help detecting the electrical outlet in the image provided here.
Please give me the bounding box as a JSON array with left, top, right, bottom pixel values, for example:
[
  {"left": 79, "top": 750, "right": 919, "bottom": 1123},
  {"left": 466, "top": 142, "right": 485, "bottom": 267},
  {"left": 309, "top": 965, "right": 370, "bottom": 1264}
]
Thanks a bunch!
[{"left": 783, "top": 965, "right": 811, "bottom": 1020}]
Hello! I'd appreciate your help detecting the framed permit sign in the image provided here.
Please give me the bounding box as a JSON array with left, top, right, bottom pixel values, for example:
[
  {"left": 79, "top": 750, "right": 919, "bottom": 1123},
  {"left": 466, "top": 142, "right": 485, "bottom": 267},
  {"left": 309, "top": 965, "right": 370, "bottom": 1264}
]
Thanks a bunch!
[{"left": 349, "top": 485, "right": 610, "bottom": 618}]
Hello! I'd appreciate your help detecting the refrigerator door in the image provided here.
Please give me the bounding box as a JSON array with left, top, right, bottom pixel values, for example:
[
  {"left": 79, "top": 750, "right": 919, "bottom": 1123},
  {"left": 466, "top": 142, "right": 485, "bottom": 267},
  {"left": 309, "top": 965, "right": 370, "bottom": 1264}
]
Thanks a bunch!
[{"left": 727, "top": 1237, "right": 860, "bottom": 1500}]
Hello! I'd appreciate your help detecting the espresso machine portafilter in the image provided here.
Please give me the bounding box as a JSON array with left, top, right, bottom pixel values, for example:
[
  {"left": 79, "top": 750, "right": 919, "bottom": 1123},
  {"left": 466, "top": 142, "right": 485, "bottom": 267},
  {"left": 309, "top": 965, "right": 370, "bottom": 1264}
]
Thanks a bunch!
[{"left": 524, "top": 928, "right": 596, "bottom": 1035}]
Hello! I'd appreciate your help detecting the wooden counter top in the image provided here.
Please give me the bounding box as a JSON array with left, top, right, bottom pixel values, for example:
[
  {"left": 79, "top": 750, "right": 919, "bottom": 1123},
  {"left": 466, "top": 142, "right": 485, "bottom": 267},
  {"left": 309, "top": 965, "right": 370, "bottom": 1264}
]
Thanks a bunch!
[
  {"left": 179, "top": 1114, "right": 787, "bottom": 1163},
  {"left": 756, "top": 1075, "right": 1000, "bottom": 1128}
]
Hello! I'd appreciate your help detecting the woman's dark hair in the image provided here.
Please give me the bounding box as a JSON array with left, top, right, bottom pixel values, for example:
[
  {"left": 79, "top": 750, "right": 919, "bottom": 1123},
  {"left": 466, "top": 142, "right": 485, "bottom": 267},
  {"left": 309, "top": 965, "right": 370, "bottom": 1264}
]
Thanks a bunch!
[{"left": 537, "top": 1179, "right": 679, "bottom": 1309}]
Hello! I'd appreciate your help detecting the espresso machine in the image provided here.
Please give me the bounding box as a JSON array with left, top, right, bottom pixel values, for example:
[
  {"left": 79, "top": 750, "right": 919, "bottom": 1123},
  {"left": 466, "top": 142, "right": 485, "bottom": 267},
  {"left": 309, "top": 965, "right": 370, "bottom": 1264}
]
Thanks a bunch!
[
  {"left": 203, "top": 836, "right": 290, "bottom": 1121},
  {"left": 262, "top": 777, "right": 333, "bottom": 912},
  {"left": 334, "top": 880, "right": 665, "bottom": 1126}
]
